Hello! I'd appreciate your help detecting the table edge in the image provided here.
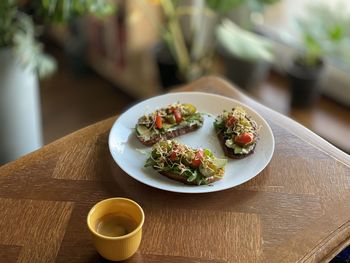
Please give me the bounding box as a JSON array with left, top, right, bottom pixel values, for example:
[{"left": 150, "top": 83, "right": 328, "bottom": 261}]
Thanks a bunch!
[{"left": 174, "top": 76, "right": 350, "bottom": 166}]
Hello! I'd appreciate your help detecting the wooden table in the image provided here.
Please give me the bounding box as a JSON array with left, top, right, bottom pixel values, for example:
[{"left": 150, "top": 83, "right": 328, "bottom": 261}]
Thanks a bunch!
[{"left": 0, "top": 76, "right": 349, "bottom": 263}]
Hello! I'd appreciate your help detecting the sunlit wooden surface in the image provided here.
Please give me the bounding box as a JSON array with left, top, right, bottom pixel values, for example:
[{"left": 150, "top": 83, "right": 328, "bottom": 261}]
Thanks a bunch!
[
  {"left": 0, "top": 76, "right": 349, "bottom": 263},
  {"left": 251, "top": 72, "right": 350, "bottom": 154}
]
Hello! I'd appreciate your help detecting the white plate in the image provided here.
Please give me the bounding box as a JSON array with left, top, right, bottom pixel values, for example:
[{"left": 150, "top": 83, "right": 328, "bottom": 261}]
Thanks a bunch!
[{"left": 109, "top": 92, "right": 274, "bottom": 193}]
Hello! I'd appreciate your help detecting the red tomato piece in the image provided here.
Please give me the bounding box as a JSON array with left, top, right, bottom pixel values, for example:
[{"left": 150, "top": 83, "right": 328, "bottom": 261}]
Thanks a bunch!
[
  {"left": 234, "top": 132, "right": 254, "bottom": 146},
  {"left": 155, "top": 115, "right": 163, "bottom": 129},
  {"left": 225, "top": 115, "right": 236, "bottom": 127},
  {"left": 169, "top": 151, "right": 177, "bottom": 161},
  {"left": 173, "top": 109, "right": 182, "bottom": 123},
  {"left": 191, "top": 149, "right": 204, "bottom": 167}
]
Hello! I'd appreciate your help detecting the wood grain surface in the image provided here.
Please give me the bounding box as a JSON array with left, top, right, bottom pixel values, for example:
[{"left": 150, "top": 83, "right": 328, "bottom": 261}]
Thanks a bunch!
[{"left": 0, "top": 76, "right": 349, "bottom": 263}]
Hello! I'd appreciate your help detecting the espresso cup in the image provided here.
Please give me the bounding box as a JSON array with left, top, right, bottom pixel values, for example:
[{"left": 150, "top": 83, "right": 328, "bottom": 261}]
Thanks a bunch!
[{"left": 87, "top": 198, "right": 145, "bottom": 261}]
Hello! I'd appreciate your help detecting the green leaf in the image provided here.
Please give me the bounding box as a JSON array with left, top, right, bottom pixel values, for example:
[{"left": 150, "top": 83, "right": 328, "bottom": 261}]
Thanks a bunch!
[
  {"left": 38, "top": 0, "right": 117, "bottom": 23},
  {"left": 216, "top": 19, "right": 274, "bottom": 62},
  {"left": 0, "top": 0, "right": 17, "bottom": 47},
  {"left": 145, "top": 158, "right": 155, "bottom": 167},
  {"left": 11, "top": 13, "right": 57, "bottom": 78},
  {"left": 295, "top": 3, "right": 350, "bottom": 65},
  {"left": 36, "top": 53, "right": 57, "bottom": 78},
  {"left": 329, "top": 25, "right": 343, "bottom": 41},
  {"left": 186, "top": 171, "right": 198, "bottom": 182},
  {"left": 257, "top": 0, "right": 280, "bottom": 4},
  {"left": 204, "top": 149, "right": 213, "bottom": 157},
  {"left": 205, "top": 0, "right": 245, "bottom": 13}
]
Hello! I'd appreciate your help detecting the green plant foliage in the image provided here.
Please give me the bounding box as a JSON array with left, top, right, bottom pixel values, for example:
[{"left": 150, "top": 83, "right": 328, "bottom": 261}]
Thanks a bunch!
[
  {"left": 245, "top": 0, "right": 279, "bottom": 13},
  {"left": 206, "top": 0, "right": 279, "bottom": 15},
  {"left": 205, "top": 0, "right": 245, "bottom": 13},
  {"left": 142, "top": 0, "right": 280, "bottom": 81},
  {"left": 217, "top": 19, "right": 274, "bottom": 62},
  {"left": 257, "top": 0, "right": 279, "bottom": 4},
  {"left": 0, "top": 0, "right": 115, "bottom": 78},
  {"left": 297, "top": 3, "right": 350, "bottom": 66},
  {"left": 12, "top": 13, "right": 56, "bottom": 78},
  {"left": 39, "top": 0, "right": 116, "bottom": 22},
  {"left": 0, "top": 0, "right": 17, "bottom": 47}
]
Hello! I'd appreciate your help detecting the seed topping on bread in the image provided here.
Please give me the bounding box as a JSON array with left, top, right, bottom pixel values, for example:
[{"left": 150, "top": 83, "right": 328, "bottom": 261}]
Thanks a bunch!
[
  {"left": 214, "top": 107, "right": 260, "bottom": 157},
  {"left": 145, "top": 140, "right": 227, "bottom": 185},
  {"left": 135, "top": 103, "right": 203, "bottom": 146}
]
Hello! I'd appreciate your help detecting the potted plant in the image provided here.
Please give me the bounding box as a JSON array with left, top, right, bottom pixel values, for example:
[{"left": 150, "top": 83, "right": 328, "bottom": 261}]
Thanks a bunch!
[
  {"left": 216, "top": 18, "right": 274, "bottom": 90},
  {"left": 287, "top": 3, "right": 349, "bottom": 108},
  {"left": 0, "top": 0, "right": 114, "bottom": 164},
  {"left": 146, "top": 0, "right": 248, "bottom": 88},
  {"left": 215, "top": 0, "right": 280, "bottom": 90},
  {"left": 145, "top": 0, "right": 280, "bottom": 88}
]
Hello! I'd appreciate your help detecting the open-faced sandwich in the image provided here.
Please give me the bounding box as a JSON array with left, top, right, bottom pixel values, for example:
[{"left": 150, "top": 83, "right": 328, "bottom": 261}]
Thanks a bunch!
[
  {"left": 214, "top": 107, "right": 259, "bottom": 159},
  {"left": 145, "top": 140, "right": 227, "bottom": 185},
  {"left": 135, "top": 103, "right": 203, "bottom": 146}
]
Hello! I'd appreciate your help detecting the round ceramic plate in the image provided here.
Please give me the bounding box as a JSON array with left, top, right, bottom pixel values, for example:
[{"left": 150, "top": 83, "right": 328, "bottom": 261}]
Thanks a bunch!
[{"left": 109, "top": 92, "right": 275, "bottom": 193}]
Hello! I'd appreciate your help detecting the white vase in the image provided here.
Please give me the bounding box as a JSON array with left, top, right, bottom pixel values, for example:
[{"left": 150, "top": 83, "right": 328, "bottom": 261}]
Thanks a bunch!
[{"left": 0, "top": 48, "right": 43, "bottom": 164}]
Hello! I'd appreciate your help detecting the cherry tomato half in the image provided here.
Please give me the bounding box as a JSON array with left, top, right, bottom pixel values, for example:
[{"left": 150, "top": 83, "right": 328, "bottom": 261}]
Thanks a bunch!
[
  {"left": 155, "top": 115, "right": 163, "bottom": 129},
  {"left": 234, "top": 132, "right": 254, "bottom": 146},
  {"left": 169, "top": 151, "right": 177, "bottom": 161},
  {"left": 225, "top": 115, "right": 236, "bottom": 128},
  {"left": 191, "top": 149, "right": 204, "bottom": 167},
  {"left": 173, "top": 109, "right": 182, "bottom": 123}
]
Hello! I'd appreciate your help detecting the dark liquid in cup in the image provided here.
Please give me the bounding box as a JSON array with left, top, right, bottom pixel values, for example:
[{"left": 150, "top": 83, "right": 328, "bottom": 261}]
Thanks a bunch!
[{"left": 96, "top": 213, "right": 138, "bottom": 237}]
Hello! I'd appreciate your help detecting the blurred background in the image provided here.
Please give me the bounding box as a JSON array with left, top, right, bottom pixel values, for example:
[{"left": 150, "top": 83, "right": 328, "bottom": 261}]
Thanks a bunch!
[
  {"left": 0, "top": 1, "right": 350, "bottom": 261},
  {"left": 1, "top": 0, "right": 350, "bottom": 165}
]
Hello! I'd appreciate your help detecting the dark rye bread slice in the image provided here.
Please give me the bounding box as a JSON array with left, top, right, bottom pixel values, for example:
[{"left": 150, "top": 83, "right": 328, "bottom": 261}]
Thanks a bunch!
[
  {"left": 159, "top": 171, "right": 221, "bottom": 185},
  {"left": 217, "top": 132, "right": 256, "bottom": 159},
  {"left": 216, "top": 111, "right": 258, "bottom": 159},
  {"left": 137, "top": 123, "right": 202, "bottom": 146}
]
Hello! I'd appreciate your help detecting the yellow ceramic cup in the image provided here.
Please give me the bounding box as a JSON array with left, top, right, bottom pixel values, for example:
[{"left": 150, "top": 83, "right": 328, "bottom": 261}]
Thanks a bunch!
[{"left": 87, "top": 198, "right": 145, "bottom": 261}]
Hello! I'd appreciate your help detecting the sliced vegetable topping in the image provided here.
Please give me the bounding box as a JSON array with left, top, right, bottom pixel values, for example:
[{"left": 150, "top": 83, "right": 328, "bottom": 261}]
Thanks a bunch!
[
  {"left": 136, "top": 103, "right": 204, "bottom": 141},
  {"left": 169, "top": 151, "right": 177, "bottom": 161},
  {"left": 145, "top": 140, "right": 227, "bottom": 185},
  {"left": 234, "top": 132, "right": 254, "bottom": 146},
  {"left": 225, "top": 115, "right": 236, "bottom": 128},
  {"left": 172, "top": 108, "right": 182, "bottom": 123},
  {"left": 155, "top": 114, "right": 163, "bottom": 129},
  {"left": 191, "top": 149, "right": 204, "bottom": 167},
  {"left": 214, "top": 107, "right": 259, "bottom": 155}
]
